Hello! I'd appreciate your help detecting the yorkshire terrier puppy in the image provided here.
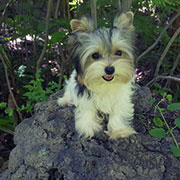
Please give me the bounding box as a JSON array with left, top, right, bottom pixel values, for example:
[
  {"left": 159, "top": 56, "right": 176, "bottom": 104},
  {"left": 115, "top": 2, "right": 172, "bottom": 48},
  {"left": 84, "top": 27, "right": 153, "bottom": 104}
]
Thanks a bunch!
[{"left": 58, "top": 11, "right": 136, "bottom": 139}]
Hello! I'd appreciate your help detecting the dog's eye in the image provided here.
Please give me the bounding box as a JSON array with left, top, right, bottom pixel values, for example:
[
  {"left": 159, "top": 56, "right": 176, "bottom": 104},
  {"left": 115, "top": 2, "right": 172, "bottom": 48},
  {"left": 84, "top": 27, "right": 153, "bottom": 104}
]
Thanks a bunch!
[
  {"left": 92, "top": 53, "right": 101, "bottom": 60},
  {"left": 115, "top": 50, "right": 122, "bottom": 56}
]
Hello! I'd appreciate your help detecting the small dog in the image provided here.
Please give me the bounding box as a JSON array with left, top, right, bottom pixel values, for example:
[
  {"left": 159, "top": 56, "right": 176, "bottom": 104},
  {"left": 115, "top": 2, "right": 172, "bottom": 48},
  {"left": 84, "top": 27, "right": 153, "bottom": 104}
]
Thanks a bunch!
[{"left": 58, "top": 11, "right": 136, "bottom": 139}]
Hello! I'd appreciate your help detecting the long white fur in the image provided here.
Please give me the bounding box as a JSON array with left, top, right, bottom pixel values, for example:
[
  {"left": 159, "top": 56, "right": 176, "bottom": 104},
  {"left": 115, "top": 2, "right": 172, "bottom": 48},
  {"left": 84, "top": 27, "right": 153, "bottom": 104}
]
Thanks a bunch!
[
  {"left": 58, "top": 70, "right": 136, "bottom": 139},
  {"left": 58, "top": 11, "right": 136, "bottom": 139}
]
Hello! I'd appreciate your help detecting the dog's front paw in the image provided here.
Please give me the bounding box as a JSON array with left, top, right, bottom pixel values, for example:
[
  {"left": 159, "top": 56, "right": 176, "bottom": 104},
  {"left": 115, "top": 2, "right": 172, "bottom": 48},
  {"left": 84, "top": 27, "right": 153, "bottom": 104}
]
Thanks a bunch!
[
  {"left": 105, "top": 128, "right": 136, "bottom": 139},
  {"left": 75, "top": 120, "right": 102, "bottom": 138},
  {"left": 57, "top": 97, "right": 73, "bottom": 106}
]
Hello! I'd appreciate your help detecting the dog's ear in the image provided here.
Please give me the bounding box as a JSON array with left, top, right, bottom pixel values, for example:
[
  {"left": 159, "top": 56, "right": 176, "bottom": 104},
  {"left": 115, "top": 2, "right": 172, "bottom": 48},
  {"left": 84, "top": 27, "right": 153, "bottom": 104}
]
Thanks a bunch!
[
  {"left": 70, "top": 17, "right": 94, "bottom": 33},
  {"left": 113, "top": 11, "right": 134, "bottom": 31}
]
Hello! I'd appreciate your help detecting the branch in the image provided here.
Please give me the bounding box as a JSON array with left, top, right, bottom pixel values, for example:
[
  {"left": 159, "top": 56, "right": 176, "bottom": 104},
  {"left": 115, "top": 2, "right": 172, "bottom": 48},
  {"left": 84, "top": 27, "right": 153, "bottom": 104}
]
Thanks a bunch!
[
  {"left": 0, "top": 0, "right": 14, "bottom": 26},
  {"left": 136, "top": 11, "right": 180, "bottom": 63},
  {"left": 146, "top": 75, "right": 180, "bottom": 87},
  {"left": 121, "top": 0, "right": 132, "bottom": 12},
  {"left": 36, "top": 0, "right": 52, "bottom": 71},
  {"left": 154, "top": 25, "right": 180, "bottom": 77},
  {"left": 165, "top": 53, "right": 180, "bottom": 87},
  {"left": 54, "top": 0, "right": 60, "bottom": 19},
  {"left": 90, "top": 0, "right": 97, "bottom": 29},
  {"left": 158, "top": 75, "right": 180, "bottom": 83},
  {"left": 170, "top": 52, "right": 180, "bottom": 76},
  {"left": 0, "top": 128, "right": 14, "bottom": 135},
  {"left": 0, "top": 52, "right": 23, "bottom": 121},
  {"left": 117, "top": 0, "right": 121, "bottom": 11},
  {"left": 0, "top": 47, "right": 12, "bottom": 71}
]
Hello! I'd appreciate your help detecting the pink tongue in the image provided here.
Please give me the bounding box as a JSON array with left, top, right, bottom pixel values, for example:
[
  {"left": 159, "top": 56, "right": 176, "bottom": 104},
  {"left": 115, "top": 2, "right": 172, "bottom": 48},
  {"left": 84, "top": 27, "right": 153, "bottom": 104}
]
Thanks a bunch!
[{"left": 104, "top": 75, "right": 112, "bottom": 80}]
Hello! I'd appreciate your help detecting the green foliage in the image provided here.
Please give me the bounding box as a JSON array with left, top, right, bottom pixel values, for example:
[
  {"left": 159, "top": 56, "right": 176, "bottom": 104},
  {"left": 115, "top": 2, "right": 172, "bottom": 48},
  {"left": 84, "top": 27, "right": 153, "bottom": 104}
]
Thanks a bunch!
[
  {"left": 149, "top": 128, "right": 166, "bottom": 139},
  {"left": 149, "top": 83, "right": 180, "bottom": 158},
  {"left": 50, "top": 18, "right": 70, "bottom": 30},
  {"left": 152, "top": 82, "right": 172, "bottom": 97},
  {"left": 19, "top": 69, "right": 60, "bottom": 113},
  {"left": 170, "top": 145, "right": 180, "bottom": 158},
  {"left": 151, "top": 0, "right": 180, "bottom": 11},
  {"left": 50, "top": 31, "right": 67, "bottom": 44},
  {"left": 0, "top": 102, "right": 7, "bottom": 109},
  {"left": 0, "top": 102, "right": 17, "bottom": 131},
  {"left": 134, "top": 13, "right": 158, "bottom": 45},
  {"left": 174, "top": 118, "right": 180, "bottom": 128},
  {"left": 0, "top": 0, "right": 179, "bottom": 140},
  {"left": 167, "top": 103, "right": 180, "bottom": 111},
  {"left": 49, "top": 18, "right": 70, "bottom": 45},
  {"left": 13, "top": 15, "right": 40, "bottom": 37},
  {"left": 149, "top": 97, "right": 156, "bottom": 105},
  {"left": 153, "top": 117, "right": 163, "bottom": 127},
  {"left": 75, "top": 0, "right": 117, "bottom": 27}
]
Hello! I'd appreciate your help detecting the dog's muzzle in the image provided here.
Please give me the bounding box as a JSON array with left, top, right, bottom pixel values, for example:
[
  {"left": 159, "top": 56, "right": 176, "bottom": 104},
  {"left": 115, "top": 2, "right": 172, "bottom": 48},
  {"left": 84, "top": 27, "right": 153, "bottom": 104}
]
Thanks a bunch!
[{"left": 103, "top": 66, "right": 115, "bottom": 81}]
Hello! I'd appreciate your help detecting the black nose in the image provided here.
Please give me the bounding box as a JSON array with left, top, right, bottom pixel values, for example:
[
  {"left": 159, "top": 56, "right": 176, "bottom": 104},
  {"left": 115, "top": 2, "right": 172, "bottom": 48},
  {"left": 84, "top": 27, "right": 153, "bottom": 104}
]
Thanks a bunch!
[{"left": 105, "top": 66, "right": 115, "bottom": 75}]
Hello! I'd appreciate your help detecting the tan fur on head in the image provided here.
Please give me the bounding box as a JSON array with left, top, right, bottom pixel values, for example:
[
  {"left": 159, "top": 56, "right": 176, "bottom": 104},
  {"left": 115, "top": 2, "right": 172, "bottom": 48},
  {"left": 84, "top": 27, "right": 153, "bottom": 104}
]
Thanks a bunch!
[
  {"left": 70, "top": 17, "right": 94, "bottom": 32},
  {"left": 77, "top": 75, "right": 84, "bottom": 85},
  {"left": 113, "top": 11, "right": 134, "bottom": 31},
  {"left": 58, "top": 12, "right": 136, "bottom": 139}
]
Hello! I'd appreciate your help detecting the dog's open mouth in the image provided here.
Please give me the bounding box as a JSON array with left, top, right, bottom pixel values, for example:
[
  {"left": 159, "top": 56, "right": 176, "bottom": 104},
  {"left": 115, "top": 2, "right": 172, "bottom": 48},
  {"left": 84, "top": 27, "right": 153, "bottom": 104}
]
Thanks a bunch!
[{"left": 102, "top": 75, "right": 114, "bottom": 81}]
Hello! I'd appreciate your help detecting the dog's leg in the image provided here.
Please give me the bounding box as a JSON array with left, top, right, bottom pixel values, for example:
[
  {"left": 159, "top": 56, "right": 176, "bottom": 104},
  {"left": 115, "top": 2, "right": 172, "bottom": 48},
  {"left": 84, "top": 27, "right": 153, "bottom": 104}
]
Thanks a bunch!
[
  {"left": 75, "top": 106, "right": 102, "bottom": 138},
  {"left": 106, "top": 107, "right": 136, "bottom": 139},
  {"left": 57, "top": 89, "right": 73, "bottom": 106},
  {"left": 57, "top": 71, "right": 77, "bottom": 107}
]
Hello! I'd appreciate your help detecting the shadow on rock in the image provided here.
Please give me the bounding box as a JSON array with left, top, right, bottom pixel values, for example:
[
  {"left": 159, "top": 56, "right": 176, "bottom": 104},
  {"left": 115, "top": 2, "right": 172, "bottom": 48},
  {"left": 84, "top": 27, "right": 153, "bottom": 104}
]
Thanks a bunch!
[{"left": 0, "top": 87, "right": 180, "bottom": 180}]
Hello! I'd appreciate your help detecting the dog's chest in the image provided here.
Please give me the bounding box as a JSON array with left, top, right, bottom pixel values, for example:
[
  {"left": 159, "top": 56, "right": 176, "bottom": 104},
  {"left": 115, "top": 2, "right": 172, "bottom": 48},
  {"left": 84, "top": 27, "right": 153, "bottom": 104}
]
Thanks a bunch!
[{"left": 92, "top": 93, "right": 118, "bottom": 114}]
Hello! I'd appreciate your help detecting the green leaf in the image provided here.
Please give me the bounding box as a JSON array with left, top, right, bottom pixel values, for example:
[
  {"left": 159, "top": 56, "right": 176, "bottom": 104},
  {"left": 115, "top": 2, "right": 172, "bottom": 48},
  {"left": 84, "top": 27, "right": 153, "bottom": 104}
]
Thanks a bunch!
[
  {"left": 5, "top": 108, "right": 13, "bottom": 116},
  {"left": 174, "top": 118, "right": 180, "bottom": 128},
  {"left": 50, "top": 18, "right": 70, "bottom": 29},
  {"left": 35, "top": 69, "right": 41, "bottom": 79},
  {"left": 149, "top": 98, "right": 156, "bottom": 105},
  {"left": 163, "top": 87, "right": 172, "bottom": 93},
  {"left": 153, "top": 117, "right": 163, "bottom": 127},
  {"left": 166, "top": 94, "right": 172, "bottom": 102},
  {"left": 170, "top": 145, "right": 180, "bottom": 157},
  {"left": 160, "top": 91, "right": 166, "bottom": 97},
  {"left": 18, "top": 105, "right": 25, "bottom": 111},
  {"left": 167, "top": 103, "right": 180, "bottom": 111},
  {"left": 0, "top": 119, "right": 12, "bottom": 124},
  {"left": 23, "top": 92, "right": 33, "bottom": 98},
  {"left": 57, "top": 73, "right": 62, "bottom": 77},
  {"left": 12, "top": 33, "right": 22, "bottom": 39},
  {"left": 0, "top": 121, "right": 16, "bottom": 130},
  {"left": 0, "top": 102, "right": 7, "bottom": 109},
  {"left": 37, "top": 23, "right": 45, "bottom": 32},
  {"left": 153, "top": 82, "right": 161, "bottom": 89},
  {"left": 45, "top": 89, "right": 53, "bottom": 94},
  {"left": 47, "top": 81, "right": 60, "bottom": 91},
  {"left": 139, "top": 115, "right": 146, "bottom": 119},
  {"left": 24, "top": 101, "right": 33, "bottom": 113},
  {"left": 50, "top": 31, "right": 66, "bottom": 44},
  {"left": 29, "top": 80, "right": 36, "bottom": 85},
  {"left": 153, "top": 90, "right": 160, "bottom": 95},
  {"left": 24, "top": 85, "right": 34, "bottom": 91},
  {"left": 149, "top": 128, "right": 166, "bottom": 139}
]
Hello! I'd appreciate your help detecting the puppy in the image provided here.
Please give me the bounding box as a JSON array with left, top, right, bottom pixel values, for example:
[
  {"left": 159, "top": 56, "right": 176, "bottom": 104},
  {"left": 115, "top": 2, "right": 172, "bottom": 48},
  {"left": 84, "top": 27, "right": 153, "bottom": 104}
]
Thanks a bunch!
[{"left": 58, "top": 11, "right": 136, "bottom": 139}]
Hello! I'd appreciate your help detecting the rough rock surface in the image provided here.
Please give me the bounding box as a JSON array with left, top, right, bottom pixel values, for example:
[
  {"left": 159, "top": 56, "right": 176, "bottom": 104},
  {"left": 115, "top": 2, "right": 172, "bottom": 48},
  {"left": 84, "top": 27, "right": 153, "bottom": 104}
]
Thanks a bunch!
[{"left": 1, "top": 86, "right": 180, "bottom": 180}]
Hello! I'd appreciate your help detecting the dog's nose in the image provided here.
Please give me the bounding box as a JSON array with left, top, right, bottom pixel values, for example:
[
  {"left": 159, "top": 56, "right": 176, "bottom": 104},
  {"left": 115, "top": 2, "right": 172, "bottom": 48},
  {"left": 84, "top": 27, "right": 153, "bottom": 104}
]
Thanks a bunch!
[{"left": 105, "top": 66, "right": 115, "bottom": 75}]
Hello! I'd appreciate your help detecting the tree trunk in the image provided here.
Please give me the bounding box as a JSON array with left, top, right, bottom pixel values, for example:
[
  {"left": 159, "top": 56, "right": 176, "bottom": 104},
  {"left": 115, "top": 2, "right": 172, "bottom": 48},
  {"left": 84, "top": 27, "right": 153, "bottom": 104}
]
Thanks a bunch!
[{"left": 59, "top": 0, "right": 70, "bottom": 19}]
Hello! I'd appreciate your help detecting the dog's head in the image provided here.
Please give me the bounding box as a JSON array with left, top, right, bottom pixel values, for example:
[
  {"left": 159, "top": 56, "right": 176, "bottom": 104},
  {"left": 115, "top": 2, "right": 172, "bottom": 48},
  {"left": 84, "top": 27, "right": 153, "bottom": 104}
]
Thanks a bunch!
[{"left": 68, "top": 12, "right": 135, "bottom": 93}]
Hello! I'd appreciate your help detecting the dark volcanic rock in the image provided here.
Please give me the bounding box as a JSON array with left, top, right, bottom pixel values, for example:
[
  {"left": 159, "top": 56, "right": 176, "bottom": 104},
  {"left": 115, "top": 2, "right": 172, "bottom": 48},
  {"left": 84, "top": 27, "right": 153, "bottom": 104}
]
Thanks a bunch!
[{"left": 0, "top": 87, "right": 180, "bottom": 180}]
